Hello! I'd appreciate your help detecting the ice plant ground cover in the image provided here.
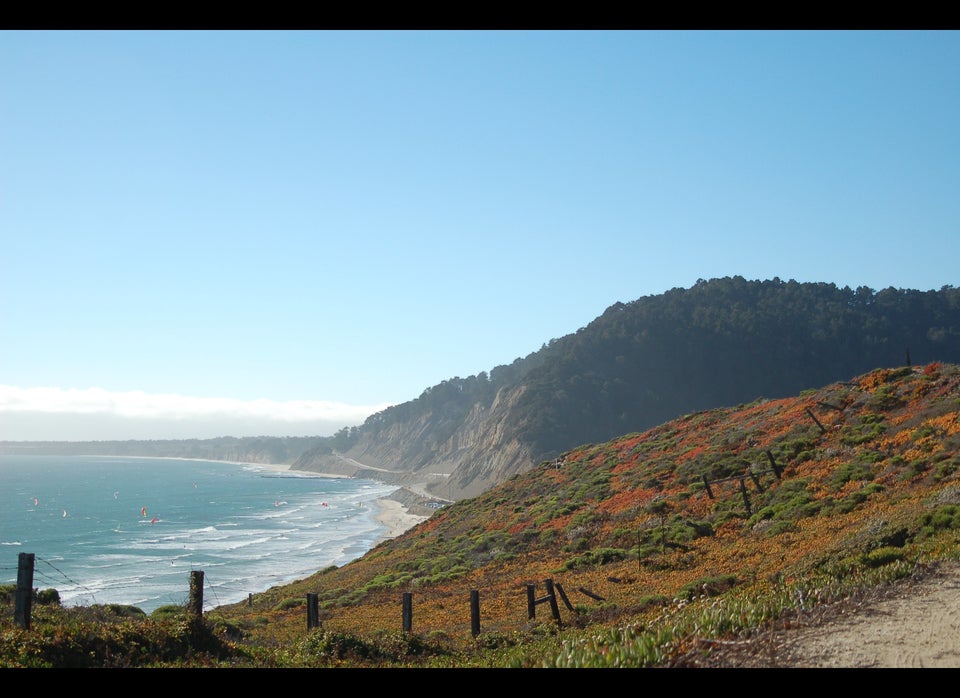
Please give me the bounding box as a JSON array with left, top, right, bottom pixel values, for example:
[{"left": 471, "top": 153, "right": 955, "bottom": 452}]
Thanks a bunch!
[{"left": 2, "top": 362, "right": 959, "bottom": 667}]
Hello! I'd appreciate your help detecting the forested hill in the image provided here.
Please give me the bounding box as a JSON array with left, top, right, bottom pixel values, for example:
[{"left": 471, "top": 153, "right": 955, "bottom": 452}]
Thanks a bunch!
[
  {"left": 294, "top": 277, "right": 960, "bottom": 499},
  {"left": 6, "top": 278, "right": 960, "bottom": 502}
]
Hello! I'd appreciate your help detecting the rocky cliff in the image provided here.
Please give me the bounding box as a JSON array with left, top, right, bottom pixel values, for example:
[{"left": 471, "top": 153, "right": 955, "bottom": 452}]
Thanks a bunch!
[
  {"left": 289, "top": 281, "right": 960, "bottom": 503},
  {"left": 291, "top": 384, "right": 537, "bottom": 501}
]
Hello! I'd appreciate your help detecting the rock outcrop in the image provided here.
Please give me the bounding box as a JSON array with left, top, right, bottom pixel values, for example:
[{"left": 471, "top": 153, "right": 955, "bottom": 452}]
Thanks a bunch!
[{"left": 291, "top": 384, "right": 538, "bottom": 501}]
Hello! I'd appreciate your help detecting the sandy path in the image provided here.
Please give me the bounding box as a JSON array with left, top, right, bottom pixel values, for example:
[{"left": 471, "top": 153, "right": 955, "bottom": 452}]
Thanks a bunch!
[
  {"left": 683, "top": 560, "right": 960, "bottom": 668},
  {"left": 777, "top": 560, "right": 960, "bottom": 668}
]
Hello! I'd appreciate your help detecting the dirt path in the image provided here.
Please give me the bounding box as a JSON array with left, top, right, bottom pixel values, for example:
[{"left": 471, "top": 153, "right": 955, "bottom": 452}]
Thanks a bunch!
[{"left": 685, "top": 560, "right": 960, "bottom": 668}]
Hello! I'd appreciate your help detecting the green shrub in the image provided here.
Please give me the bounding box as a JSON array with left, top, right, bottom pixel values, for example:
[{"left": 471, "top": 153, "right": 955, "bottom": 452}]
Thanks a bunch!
[
  {"left": 299, "top": 629, "right": 376, "bottom": 661},
  {"left": 861, "top": 546, "right": 906, "bottom": 568},
  {"left": 151, "top": 604, "right": 187, "bottom": 620},
  {"left": 274, "top": 598, "right": 305, "bottom": 611},
  {"left": 830, "top": 459, "right": 877, "bottom": 489},
  {"left": 920, "top": 505, "right": 960, "bottom": 535},
  {"left": 559, "top": 547, "right": 629, "bottom": 572},
  {"left": 677, "top": 574, "right": 738, "bottom": 600},
  {"left": 34, "top": 588, "right": 61, "bottom": 606}
]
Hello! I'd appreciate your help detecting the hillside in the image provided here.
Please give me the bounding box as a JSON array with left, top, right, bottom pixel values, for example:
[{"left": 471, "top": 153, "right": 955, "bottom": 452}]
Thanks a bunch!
[
  {"left": 4, "top": 361, "right": 959, "bottom": 667},
  {"left": 5, "top": 277, "right": 960, "bottom": 507},
  {"left": 205, "top": 361, "right": 960, "bottom": 666},
  {"left": 292, "top": 277, "right": 960, "bottom": 500}
]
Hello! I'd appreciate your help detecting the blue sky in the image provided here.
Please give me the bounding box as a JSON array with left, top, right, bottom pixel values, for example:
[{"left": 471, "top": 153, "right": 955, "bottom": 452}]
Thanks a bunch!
[{"left": 2, "top": 30, "right": 958, "bottom": 441}]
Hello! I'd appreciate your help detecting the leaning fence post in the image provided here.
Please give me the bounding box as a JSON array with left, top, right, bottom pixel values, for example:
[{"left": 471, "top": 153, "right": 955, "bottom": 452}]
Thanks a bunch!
[
  {"left": 555, "top": 582, "right": 574, "bottom": 612},
  {"left": 14, "top": 552, "right": 34, "bottom": 630},
  {"left": 470, "top": 590, "right": 480, "bottom": 637},
  {"left": 543, "top": 579, "right": 562, "bottom": 626},
  {"left": 702, "top": 474, "right": 714, "bottom": 498},
  {"left": 739, "top": 478, "right": 752, "bottom": 516},
  {"left": 766, "top": 450, "right": 782, "bottom": 478},
  {"left": 402, "top": 591, "right": 413, "bottom": 633},
  {"left": 806, "top": 407, "right": 826, "bottom": 434}
]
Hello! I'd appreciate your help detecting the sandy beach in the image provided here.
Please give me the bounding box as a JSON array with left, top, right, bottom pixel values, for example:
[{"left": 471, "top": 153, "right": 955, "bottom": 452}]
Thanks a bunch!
[
  {"left": 371, "top": 498, "right": 429, "bottom": 541},
  {"left": 251, "top": 460, "right": 428, "bottom": 541}
]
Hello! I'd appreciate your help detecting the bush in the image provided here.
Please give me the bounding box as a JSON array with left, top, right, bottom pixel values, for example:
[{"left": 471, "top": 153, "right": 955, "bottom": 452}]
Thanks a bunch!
[
  {"left": 274, "top": 598, "right": 305, "bottom": 611},
  {"left": 677, "top": 574, "right": 738, "bottom": 600},
  {"left": 34, "top": 588, "right": 61, "bottom": 606},
  {"left": 861, "top": 546, "right": 905, "bottom": 568},
  {"left": 559, "top": 548, "right": 629, "bottom": 572}
]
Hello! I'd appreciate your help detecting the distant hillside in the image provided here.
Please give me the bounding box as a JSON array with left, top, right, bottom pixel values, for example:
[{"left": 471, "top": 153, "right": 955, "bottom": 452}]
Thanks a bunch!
[
  {"left": 0, "top": 435, "right": 326, "bottom": 465},
  {"left": 293, "top": 277, "right": 960, "bottom": 499}
]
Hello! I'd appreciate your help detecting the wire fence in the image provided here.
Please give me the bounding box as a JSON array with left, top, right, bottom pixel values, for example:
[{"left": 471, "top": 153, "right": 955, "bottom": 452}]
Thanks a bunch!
[{"left": 2, "top": 553, "right": 236, "bottom": 613}]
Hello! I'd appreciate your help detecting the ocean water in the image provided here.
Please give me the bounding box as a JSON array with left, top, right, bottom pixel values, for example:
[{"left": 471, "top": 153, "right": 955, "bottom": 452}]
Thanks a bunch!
[{"left": 0, "top": 454, "right": 397, "bottom": 613}]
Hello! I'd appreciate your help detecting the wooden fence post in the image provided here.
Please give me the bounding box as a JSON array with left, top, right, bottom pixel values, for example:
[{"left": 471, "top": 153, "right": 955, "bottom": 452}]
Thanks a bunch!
[
  {"left": 402, "top": 592, "right": 412, "bottom": 633},
  {"left": 470, "top": 590, "right": 480, "bottom": 637},
  {"left": 555, "top": 582, "right": 574, "bottom": 612},
  {"left": 307, "top": 593, "right": 319, "bottom": 630},
  {"left": 189, "top": 570, "right": 204, "bottom": 618},
  {"left": 577, "top": 587, "right": 605, "bottom": 601},
  {"left": 543, "top": 579, "right": 562, "bottom": 626},
  {"left": 14, "top": 552, "right": 34, "bottom": 630},
  {"left": 702, "top": 474, "right": 714, "bottom": 498},
  {"left": 187, "top": 570, "right": 205, "bottom": 648},
  {"left": 806, "top": 407, "right": 826, "bottom": 434},
  {"left": 527, "top": 584, "right": 536, "bottom": 620},
  {"left": 766, "top": 450, "right": 782, "bottom": 478},
  {"left": 739, "top": 478, "right": 752, "bottom": 516}
]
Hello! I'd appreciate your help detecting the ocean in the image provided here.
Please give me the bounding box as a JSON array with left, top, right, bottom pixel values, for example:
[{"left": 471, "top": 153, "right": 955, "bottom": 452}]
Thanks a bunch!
[{"left": 0, "top": 454, "right": 398, "bottom": 614}]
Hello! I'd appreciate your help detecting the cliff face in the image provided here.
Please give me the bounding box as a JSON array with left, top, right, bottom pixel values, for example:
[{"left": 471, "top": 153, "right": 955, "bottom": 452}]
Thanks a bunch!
[
  {"left": 293, "top": 384, "right": 537, "bottom": 501},
  {"left": 13, "top": 280, "right": 960, "bottom": 508},
  {"left": 289, "top": 279, "right": 960, "bottom": 502}
]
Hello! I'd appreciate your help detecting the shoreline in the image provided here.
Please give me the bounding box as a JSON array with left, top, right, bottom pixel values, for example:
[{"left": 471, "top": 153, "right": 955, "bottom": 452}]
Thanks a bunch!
[
  {"left": 70, "top": 454, "right": 434, "bottom": 542},
  {"left": 245, "top": 461, "right": 431, "bottom": 539},
  {"left": 241, "top": 460, "right": 430, "bottom": 540},
  {"left": 236, "top": 459, "right": 430, "bottom": 541},
  {"left": 371, "top": 498, "right": 429, "bottom": 542}
]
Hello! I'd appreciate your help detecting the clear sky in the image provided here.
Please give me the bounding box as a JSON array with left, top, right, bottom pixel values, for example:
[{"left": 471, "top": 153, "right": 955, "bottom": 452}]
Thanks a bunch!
[{"left": 2, "top": 29, "right": 958, "bottom": 441}]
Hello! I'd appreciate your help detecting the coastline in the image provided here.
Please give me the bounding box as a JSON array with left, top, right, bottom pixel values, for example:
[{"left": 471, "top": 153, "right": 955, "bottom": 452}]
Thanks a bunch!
[
  {"left": 109, "top": 455, "right": 433, "bottom": 542},
  {"left": 371, "top": 497, "right": 429, "bottom": 542},
  {"left": 245, "top": 459, "right": 430, "bottom": 541}
]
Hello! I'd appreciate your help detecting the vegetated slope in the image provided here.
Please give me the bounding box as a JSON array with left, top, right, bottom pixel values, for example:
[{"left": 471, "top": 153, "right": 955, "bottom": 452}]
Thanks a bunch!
[
  {"left": 220, "top": 362, "right": 960, "bottom": 662},
  {"left": 5, "top": 277, "right": 960, "bottom": 507},
  {"left": 295, "top": 277, "right": 960, "bottom": 500}
]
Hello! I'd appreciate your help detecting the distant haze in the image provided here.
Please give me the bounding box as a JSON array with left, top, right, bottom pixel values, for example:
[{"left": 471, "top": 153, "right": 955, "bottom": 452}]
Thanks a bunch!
[{"left": 0, "top": 386, "right": 390, "bottom": 441}]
